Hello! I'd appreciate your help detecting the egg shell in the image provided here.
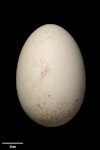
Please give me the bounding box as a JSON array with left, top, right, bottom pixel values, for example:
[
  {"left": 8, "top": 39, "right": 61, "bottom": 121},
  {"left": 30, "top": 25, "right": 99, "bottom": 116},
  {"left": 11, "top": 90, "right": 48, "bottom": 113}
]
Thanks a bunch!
[{"left": 16, "top": 24, "right": 86, "bottom": 127}]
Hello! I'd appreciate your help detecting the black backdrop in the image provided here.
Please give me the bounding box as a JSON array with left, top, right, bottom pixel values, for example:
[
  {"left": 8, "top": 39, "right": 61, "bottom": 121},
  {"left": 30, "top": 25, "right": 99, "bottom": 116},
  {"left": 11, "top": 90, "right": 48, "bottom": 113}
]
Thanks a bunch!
[{"left": 1, "top": 2, "right": 98, "bottom": 149}]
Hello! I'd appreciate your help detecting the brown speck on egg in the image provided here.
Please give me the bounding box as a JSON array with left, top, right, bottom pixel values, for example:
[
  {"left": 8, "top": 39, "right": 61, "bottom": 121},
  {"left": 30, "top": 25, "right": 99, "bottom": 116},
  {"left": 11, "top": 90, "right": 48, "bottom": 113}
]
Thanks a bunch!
[
  {"left": 53, "top": 110, "right": 56, "bottom": 114},
  {"left": 40, "top": 66, "right": 50, "bottom": 81},
  {"left": 76, "top": 99, "right": 79, "bottom": 102},
  {"left": 48, "top": 94, "right": 51, "bottom": 98},
  {"left": 35, "top": 65, "right": 50, "bottom": 86},
  {"left": 61, "top": 103, "right": 63, "bottom": 106},
  {"left": 37, "top": 104, "right": 40, "bottom": 107}
]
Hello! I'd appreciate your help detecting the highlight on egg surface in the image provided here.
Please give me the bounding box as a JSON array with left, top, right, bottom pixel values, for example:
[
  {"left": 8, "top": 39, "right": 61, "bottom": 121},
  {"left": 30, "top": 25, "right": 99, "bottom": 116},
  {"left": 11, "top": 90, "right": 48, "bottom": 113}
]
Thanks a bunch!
[{"left": 16, "top": 24, "right": 86, "bottom": 127}]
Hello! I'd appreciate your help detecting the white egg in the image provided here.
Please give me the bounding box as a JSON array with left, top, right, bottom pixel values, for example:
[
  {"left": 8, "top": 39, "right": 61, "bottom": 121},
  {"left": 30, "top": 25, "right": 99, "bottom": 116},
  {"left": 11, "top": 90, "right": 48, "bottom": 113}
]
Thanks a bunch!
[{"left": 16, "top": 24, "right": 86, "bottom": 127}]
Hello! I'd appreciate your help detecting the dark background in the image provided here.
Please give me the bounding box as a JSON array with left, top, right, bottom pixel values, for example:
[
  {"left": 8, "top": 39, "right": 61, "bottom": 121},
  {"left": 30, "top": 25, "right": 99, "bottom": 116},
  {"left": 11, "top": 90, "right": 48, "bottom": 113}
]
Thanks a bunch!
[{"left": 1, "top": 2, "right": 98, "bottom": 149}]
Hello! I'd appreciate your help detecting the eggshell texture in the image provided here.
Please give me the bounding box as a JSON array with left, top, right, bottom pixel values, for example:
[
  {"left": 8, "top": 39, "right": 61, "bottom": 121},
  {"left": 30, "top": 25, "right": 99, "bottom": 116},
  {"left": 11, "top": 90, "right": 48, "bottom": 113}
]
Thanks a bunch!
[{"left": 16, "top": 24, "right": 86, "bottom": 127}]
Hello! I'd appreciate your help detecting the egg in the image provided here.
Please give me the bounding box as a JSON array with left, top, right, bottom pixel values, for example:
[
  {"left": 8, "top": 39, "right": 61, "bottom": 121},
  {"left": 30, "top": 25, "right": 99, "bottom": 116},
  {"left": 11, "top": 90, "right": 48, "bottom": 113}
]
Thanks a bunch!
[{"left": 16, "top": 24, "right": 86, "bottom": 127}]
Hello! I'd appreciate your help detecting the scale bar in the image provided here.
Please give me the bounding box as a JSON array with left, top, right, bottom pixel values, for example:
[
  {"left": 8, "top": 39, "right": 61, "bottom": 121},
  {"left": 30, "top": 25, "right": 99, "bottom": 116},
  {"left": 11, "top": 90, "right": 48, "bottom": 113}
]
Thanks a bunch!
[{"left": 2, "top": 142, "right": 23, "bottom": 144}]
